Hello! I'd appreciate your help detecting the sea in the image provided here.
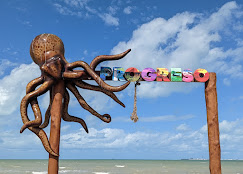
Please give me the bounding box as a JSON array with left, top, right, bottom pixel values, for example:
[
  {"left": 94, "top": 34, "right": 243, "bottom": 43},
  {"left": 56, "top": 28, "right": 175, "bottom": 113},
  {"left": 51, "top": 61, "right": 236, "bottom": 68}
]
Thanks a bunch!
[{"left": 0, "top": 159, "right": 242, "bottom": 174}]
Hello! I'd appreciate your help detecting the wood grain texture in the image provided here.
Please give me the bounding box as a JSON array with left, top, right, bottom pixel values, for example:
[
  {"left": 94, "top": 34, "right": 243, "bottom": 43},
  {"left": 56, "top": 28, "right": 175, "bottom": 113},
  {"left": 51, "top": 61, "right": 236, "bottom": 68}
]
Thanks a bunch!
[
  {"left": 205, "top": 72, "right": 221, "bottom": 174},
  {"left": 48, "top": 80, "right": 65, "bottom": 174}
]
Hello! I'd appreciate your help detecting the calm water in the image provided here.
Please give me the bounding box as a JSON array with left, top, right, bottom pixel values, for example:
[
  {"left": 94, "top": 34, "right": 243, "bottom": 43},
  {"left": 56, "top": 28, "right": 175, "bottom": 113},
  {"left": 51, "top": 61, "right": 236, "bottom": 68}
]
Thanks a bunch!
[{"left": 0, "top": 159, "right": 242, "bottom": 174}]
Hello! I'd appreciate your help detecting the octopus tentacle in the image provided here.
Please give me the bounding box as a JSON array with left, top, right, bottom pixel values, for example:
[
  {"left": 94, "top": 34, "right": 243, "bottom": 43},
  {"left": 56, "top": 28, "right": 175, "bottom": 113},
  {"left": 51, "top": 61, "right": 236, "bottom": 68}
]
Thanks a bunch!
[
  {"left": 39, "top": 104, "right": 51, "bottom": 129},
  {"left": 26, "top": 127, "right": 58, "bottom": 157},
  {"left": 20, "top": 80, "right": 54, "bottom": 132},
  {"left": 90, "top": 49, "right": 131, "bottom": 70},
  {"left": 66, "top": 82, "right": 111, "bottom": 123},
  {"left": 74, "top": 80, "right": 125, "bottom": 107},
  {"left": 20, "top": 76, "right": 44, "bottom": 131},
  {"left": 62, "top": 71, "right": 85, "bottom": 79},
  {"left": 20, "top": 80, "right": 58, "bottom": 157},
  {"left": 65, "top": 61, "right": 130, "bottom": 92},
  {"left": 39, "top": 89, "right": 52, "bottom": 129},
  {"left": 26, "top": 76, "right": 44, "bottom": 94},
  {"left": 62, "top": 89, "right": 89, "bottom": 133}
]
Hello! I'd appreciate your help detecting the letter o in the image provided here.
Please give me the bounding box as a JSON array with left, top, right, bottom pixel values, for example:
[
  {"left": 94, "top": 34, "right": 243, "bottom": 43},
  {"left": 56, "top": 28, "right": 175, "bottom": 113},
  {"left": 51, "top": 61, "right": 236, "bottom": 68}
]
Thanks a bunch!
[
  {"left": 124, "top": 67, "right": 141, "bottom": 82},
  {"left": 194, "top": 68, "right": 209, "bottom": 82}
]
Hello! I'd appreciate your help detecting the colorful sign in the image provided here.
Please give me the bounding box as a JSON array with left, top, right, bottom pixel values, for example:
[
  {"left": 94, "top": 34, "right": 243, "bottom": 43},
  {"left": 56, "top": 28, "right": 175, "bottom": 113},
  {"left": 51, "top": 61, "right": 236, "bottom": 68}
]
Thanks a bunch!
[{"left": 100, "top": 67, "right": 210, "bottom": 82}]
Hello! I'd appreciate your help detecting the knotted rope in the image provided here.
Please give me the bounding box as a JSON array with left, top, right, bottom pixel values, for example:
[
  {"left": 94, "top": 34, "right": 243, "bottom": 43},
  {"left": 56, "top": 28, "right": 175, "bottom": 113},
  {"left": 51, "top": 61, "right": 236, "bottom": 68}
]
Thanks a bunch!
[{"left": 131, "top": 81, "right": 140, "bottom": 122}]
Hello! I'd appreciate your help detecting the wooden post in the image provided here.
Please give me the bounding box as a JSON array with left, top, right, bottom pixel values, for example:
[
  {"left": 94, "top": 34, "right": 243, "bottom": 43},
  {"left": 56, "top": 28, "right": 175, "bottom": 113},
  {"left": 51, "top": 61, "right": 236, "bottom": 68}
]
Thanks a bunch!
[
  {"left": 205, "top": 72, "right": 221, "bottom": 174},
  {"left": 48, "top": 80, "right": 65, "bottom": 174}
]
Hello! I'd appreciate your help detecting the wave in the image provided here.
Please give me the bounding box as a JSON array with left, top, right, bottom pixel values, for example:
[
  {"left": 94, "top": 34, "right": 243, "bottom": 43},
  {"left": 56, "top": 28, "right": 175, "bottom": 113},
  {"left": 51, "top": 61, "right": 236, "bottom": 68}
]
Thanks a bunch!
[
  {"left": 115, "top": 165, "right": 125, "bottom": 167},
  {"left": 59, "top": 170, "right": 88, "bottom": 173}
]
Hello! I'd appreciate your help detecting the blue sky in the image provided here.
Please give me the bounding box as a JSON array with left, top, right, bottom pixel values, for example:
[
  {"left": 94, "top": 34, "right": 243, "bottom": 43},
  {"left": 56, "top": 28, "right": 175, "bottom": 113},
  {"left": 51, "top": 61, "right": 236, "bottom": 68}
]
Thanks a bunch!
[{"left": 0, "top": 0, "right": 243, "bottom": 160}]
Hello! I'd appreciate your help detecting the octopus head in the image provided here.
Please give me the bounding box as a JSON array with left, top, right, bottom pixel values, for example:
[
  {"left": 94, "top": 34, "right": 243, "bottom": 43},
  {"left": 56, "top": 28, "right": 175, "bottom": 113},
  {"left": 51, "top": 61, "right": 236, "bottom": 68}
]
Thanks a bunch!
[{"left": 30, "top": 34, "right": 65, "bottom": 66}]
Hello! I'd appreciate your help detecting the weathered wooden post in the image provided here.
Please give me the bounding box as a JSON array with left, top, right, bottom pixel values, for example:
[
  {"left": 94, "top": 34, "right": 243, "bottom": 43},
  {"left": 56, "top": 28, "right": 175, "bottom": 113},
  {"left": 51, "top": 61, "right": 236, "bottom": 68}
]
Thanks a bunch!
[
  {"left": 48, "top": 80, "right": 65, "bottom": 173},
  {"left": 205, "top": 72, "right": 221, "bottom": 174}
]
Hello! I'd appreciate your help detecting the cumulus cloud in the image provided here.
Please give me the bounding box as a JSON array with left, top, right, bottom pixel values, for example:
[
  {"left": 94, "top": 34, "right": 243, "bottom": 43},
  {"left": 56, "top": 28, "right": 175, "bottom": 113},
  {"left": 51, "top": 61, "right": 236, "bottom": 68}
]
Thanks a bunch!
[
  {"left": 58, "top": 119, "right": 243, "bottom": 157},
  {"left": 104, "top": 1, "right": 243, "bottom": 98},
  {"left": 0, "top": 63, "right": 40, "bottom": 115},
  {"left": 201, "top": 119, "right": 243, "bottom": 152},
  {"left": 0, "top": 130, "right": 41, "bottom": 149},
  {"left": 1, "top": 113, "right": 242, "bottom": 159}
]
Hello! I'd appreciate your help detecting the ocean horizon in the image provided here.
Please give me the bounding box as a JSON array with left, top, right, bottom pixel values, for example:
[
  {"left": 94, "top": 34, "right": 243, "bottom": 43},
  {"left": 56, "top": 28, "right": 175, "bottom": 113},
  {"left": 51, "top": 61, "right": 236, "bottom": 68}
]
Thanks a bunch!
[{"left": 0, "top": 159, "right": 242, "bottom": 174}]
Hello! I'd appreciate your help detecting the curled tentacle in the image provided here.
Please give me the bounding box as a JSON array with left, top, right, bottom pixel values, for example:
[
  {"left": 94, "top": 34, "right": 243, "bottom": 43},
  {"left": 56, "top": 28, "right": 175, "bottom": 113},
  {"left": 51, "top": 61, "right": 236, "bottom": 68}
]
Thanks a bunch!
[
  {"left": 27, "top": 127, "right": 58, "bottom": 157},
  {"left": 20, "top": 80, "right": 58, "bottom": 157},
  {"left": 20, "top": 77, "right": 44, "bottom": 132},
  {"left": 66, "top": 82, "right": 111, "bottom": 123},
  {"left": 39, "top": 89, "right": 52, "bottom": 129},
  {"left": 20, "top": 80, "right": 54, "bottom": 132},
  {"left": 62, "top": 89, "right": 89, "bottom": 133},
  {"left": 65, "top": 61, "right": 130, "bottom": 92},
  {"left": 90, "top": 49, "right": 131, "bottom": 70},
  {"left": 74, "top": 80, "right": 125, "bottom": 107}
]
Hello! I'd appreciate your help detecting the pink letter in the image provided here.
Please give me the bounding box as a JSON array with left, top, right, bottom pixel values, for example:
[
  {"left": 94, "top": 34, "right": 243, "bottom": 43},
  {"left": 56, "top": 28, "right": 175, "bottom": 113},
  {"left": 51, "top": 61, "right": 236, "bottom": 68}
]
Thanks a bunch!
[{"left": 182, "top": 69, "right": 193, "bottom": 82}]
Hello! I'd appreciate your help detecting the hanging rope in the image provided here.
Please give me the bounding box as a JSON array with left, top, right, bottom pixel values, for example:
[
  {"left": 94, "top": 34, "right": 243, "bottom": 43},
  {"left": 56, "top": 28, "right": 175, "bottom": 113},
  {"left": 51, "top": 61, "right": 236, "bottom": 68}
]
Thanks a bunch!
[{"left": 131, "top": 81, "right": 140, "bottom": 122}]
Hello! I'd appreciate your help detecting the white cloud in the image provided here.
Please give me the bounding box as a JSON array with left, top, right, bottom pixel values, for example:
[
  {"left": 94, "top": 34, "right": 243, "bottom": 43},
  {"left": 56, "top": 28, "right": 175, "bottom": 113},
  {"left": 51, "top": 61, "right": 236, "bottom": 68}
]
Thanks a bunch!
[
  {"left": 61, "top": 127, "right": 162, "bottom": 149},
  {"left": 223, "top": 78, "right": 231, "bottom": 86},
  {"left": 220, "top": 119, "right": 239, "bottom": 133},
  {"left": 0, "top": 124, "right": 51, "bottom": 150},
  {"left": 104, "top": 1, "right": 243, "bottom": 98},
  {"left": 1, "top": 114, "right": 242, "bottom": 158},
  {"left": 113, "top": 114, "right": 194, "bottom": 122},
  {"left": 0, "top": 63, "right": 40, "bottom": 115},
  {"left": 108, "top": 6, "right": 118, "bottom": 15},
  {"left": 59, "top": 119, "right": 243, "bottom": 157},
  {"left": 0, "top": 59, "right": 17, "bottom": 76},
  {"left": 61, "top": 125, "right": 71, "bottom": 132},
  {"left": 139, "top": 114, "right": 195, "bottom": 122},
  {"left": 201, "top": 119, "right": 243, "bottom": 152},
  {"left": 123, "top": 6, "right": 132, "bottom": 14},
  {"left": 21, "top": 21, "right": 32, "bottom": 27},
  {"left": 99, "top": 13, "right": 119, "bottom": 26},
  {"left": 54, "top": 0, "right": 120, "bottom": 26},
  {"left": 63, "top": 0, "right": 90, "bottom": 8},
  {"left": 54, "top": 3, "right": 80, "bottom": 16},
  {"left": 176, "top": 123, "right": 190, "bottom": 131}
]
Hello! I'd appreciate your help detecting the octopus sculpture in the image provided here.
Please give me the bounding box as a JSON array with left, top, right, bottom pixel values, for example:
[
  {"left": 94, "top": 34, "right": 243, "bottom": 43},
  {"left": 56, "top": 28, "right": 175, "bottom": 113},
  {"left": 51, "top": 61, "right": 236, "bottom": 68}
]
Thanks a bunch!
[{"left": 20, "top": 34, "right": 131, "bottom": 157}]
